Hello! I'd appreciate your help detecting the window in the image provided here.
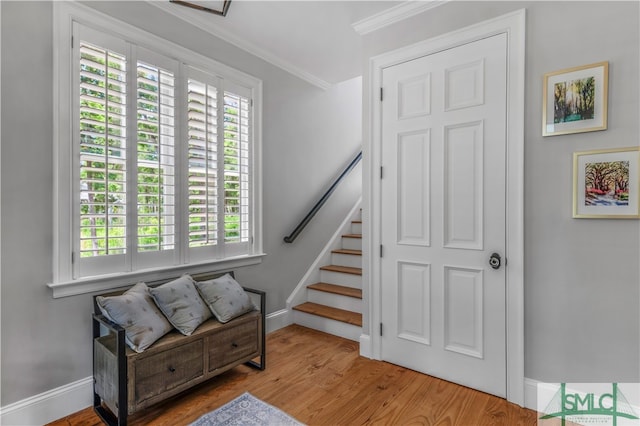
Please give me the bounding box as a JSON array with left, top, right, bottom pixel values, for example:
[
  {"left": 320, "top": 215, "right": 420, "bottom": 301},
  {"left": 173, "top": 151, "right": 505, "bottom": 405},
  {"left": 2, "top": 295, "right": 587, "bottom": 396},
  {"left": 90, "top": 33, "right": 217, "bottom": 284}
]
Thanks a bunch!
[{"left": 51, "top": 4, "right": 262, "bottom": 296}]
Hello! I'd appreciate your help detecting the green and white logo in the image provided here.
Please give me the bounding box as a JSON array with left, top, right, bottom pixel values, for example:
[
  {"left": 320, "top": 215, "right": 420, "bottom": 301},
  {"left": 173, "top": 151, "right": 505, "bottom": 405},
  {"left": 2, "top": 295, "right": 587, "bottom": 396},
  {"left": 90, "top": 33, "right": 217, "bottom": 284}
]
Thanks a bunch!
[{"left": 538, "top": 383, "right": 640, "bottom": 426}]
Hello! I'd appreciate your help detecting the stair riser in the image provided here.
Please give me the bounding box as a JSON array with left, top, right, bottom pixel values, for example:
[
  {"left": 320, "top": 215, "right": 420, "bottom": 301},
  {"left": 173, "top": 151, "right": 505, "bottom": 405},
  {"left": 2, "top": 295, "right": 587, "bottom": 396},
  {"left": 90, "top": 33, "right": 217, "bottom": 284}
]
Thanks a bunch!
[
  {"left": 341, "top": 237, "right": 362, "bottom": 251},
  {"left": 320, "top": 270, "right": 361, "bottom": 288},
  {"left": 292, "top": 311, "right": 361, "bottom": 342},
  {"left": 308, "top": 289, "right": 362, "bottom": 313},
  {"left": 331, "top": 253, "right": 362, "bottom": 269},
  {"left": 351, "top": 222, "right": 362, "bottom": 234}
]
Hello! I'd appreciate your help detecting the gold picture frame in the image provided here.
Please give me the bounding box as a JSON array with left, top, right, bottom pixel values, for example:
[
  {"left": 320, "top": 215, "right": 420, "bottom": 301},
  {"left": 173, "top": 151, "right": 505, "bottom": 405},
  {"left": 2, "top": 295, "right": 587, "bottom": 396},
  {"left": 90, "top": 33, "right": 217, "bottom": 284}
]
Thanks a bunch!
[
  {"left": 573, "top": 147, "right": 640, "bottom": 219},
  {"left": 543, "top": 61, "right": 609, "bottom": 137}
]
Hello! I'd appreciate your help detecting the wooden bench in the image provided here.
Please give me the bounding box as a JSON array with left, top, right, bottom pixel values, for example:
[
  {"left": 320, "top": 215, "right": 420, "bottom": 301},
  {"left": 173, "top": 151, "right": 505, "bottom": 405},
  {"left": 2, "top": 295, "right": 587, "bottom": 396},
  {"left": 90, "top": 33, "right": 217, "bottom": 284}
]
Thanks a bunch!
[{"left": 92, "top": 272, "right": 266, "bottom": 426}]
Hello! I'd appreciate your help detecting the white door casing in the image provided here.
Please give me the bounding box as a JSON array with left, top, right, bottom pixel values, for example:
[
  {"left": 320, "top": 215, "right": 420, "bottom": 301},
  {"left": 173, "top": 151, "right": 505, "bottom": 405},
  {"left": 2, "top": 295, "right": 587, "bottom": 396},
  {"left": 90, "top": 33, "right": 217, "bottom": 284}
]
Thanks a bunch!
[
  {"left": 365, "top": 9, "right": 526, "bottom": 405},
  {"left": 381, "top": 33, "right": 507, "bottom": 397}
]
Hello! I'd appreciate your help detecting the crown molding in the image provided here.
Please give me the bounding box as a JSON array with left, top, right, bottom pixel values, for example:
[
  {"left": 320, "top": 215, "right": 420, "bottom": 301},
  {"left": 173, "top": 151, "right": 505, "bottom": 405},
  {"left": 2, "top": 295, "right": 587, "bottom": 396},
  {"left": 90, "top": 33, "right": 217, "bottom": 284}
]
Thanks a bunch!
[
  {"left": 147, "top": 1, "right": 332, "bottom": 90},
  {"left": 352, "top": 0, "right": 449, "bottom": 35}
]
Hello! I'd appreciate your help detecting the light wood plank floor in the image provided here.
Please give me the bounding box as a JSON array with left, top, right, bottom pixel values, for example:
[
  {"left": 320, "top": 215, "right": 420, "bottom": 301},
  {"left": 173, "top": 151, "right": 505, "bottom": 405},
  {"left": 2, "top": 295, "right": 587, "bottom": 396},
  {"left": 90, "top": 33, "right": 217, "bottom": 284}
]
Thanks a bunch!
[{"left": 48, "top": 325, "right": 538, "bottom": 425}]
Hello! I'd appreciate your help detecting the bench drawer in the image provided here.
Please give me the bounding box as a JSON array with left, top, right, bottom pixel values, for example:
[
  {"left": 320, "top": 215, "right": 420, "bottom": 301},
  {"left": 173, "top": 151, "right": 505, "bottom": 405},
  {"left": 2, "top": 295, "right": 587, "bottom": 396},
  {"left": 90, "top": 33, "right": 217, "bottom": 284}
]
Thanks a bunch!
[
  {"left": 134, "top": 339, "right": 204, "bottom": 404},
  {"left": 208, "top": 317, "right": 259, "bottom": 371}
]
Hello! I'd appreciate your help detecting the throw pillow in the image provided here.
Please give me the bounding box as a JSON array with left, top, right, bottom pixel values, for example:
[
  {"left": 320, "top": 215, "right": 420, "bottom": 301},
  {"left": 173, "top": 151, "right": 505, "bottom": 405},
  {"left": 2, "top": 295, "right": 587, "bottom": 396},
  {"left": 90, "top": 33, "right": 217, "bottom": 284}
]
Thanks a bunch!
[
  {"left": 96, "top": 282, "right": 174, "bottom": 353},
  {"left": 149, "top": 275, "right": 212, "bottom": 336},
  {"left": 195, "top": 273, "right": 254, "bottom": 323}
]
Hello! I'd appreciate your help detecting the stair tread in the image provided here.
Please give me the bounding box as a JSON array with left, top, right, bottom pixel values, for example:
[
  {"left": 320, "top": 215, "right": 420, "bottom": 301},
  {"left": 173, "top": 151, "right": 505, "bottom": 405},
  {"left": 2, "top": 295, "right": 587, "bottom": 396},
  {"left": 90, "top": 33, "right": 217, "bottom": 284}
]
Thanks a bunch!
[
  {"left": 332, "top": 248, "right": 362, "bottom": 256},
  {"left": 308, "top": 282, "right": 362, "bottom": 299},
  {"left": 352, "top": 220, "right": 362, "bottom": 224},
  {"left": 293, "top": 302, "right": 362, "bottom": 327},
  {"left": 342, "top": 233, "right": 362, "bottom": 239},
  {"left": 320, "top": 265, "right": 362, "bottom": 275}
]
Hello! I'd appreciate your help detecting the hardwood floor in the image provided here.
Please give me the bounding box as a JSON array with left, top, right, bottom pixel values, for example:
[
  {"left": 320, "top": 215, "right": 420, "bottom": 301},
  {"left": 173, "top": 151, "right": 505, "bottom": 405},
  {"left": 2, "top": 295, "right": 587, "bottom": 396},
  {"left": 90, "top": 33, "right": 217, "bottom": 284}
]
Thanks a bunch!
[{"left": 48, "top": 325, "right": 538, "bottom": 426}]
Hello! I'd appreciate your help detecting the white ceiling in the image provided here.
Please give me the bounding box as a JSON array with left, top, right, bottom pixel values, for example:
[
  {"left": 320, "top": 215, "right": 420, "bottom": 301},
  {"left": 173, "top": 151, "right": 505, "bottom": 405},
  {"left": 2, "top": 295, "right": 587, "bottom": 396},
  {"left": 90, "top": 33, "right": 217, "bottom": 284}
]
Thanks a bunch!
[{"left": 149, "top": 0, "right": 403, "bottom": 88}]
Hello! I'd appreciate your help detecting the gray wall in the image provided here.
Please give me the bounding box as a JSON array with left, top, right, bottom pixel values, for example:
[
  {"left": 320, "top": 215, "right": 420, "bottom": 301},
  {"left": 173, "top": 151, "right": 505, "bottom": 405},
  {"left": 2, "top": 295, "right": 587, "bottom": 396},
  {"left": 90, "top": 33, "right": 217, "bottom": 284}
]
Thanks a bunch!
[
  {"left": 362, "top": 1, "right": 639, "bottom": 383},
  {"left": 0, "top": 1, "right": 361, "bottom": 405}
]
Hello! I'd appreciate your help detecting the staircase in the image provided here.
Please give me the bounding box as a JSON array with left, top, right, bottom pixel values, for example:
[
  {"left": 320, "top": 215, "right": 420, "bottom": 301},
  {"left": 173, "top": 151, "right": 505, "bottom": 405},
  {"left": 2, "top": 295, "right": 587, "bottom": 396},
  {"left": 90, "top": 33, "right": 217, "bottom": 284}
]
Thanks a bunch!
[{"left": 292, "top": 214, "right": 362, "bottom": 341}]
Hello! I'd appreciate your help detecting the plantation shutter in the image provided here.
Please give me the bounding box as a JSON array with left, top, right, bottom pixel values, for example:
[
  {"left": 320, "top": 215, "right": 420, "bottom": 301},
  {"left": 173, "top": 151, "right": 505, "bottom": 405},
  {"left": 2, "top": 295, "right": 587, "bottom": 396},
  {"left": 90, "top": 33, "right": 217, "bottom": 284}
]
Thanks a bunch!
[
  {"left": 134, "top": 47, "right": 179, "bottom": 269},
  {"left": 78, "top": 41, "right": 127, "bottom": 257},
  {"left": 222, "top": 87, "right": 251, "bottom": 249},
  {"left": 76, "top": 25, "right": 129, "bottom": 277},
  {"left": 187, "top": 76, "right": 219, "bottom": 253},
  {"left": 66, "top": 21, "right": 258, "bottom": 283},
  {"left": 186, "top": 69, "right": 252, "bottom": 260}
]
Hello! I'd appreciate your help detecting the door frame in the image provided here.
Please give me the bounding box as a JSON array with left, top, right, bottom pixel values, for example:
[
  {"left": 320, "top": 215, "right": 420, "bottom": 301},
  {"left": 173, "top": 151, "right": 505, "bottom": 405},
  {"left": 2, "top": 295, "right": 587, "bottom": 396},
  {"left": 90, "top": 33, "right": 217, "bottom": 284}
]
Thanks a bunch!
[{"left": 364, "top": 9, "right": 526, "bottom": 405}]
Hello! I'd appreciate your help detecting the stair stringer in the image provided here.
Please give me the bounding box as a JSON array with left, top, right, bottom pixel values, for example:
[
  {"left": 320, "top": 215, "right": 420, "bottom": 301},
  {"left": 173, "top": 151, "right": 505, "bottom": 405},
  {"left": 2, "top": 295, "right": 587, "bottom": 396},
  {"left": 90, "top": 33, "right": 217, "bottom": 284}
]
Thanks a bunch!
[{"left": 285, "top": 197, "right": 362, "bottom": 323}]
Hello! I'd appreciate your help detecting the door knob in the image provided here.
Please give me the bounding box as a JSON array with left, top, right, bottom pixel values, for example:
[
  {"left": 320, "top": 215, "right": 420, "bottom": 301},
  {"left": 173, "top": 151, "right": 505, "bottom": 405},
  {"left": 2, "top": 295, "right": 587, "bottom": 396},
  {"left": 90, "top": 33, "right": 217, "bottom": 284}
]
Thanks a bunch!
[{"left": 489, "top": 253, "right": 501, "bottom": 270}]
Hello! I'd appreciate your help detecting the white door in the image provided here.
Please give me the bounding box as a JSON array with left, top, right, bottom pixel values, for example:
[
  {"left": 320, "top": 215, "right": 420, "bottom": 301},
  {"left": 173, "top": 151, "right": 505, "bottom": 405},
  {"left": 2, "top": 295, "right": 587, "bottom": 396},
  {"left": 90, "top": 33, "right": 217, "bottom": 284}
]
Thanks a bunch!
[{"left": 380, "top": 33, "right": 508, "bottom": 397}]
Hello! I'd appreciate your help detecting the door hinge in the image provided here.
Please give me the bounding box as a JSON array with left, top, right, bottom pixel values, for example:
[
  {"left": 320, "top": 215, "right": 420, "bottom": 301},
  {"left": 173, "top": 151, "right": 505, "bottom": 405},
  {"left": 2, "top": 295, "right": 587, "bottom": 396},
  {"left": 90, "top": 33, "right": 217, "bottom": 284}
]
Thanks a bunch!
[
  {"left": 380, "top": 323, "right": 383, "bottom": 336},
  {"left": 71, "top": 251, "right": 75, "bottom": 264},
  {"left": 380, "top": 166, "right": 383, "bottom": 179},
  {"left": 71, "top": 36, "right": 74, "bottom": 48},
  {"left": 380, "top": 87, "right": 384, "bottom": 101},
  {"left": 380, "top": 244, "right": 383, "bottom": 258}
]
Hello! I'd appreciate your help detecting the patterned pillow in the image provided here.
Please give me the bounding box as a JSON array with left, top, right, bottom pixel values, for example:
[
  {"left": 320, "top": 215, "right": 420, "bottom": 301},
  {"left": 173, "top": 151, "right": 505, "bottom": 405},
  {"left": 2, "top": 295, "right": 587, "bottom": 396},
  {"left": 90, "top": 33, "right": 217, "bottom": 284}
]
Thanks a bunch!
[
  {"left": 96, "top": 282, "right": 174, "bottom": 353},
  {"left": 149, "top": 275, "right": 212, "bottom": 336},
  {"left": 195, "top": 273, "right": 255, "bottom": 323}
]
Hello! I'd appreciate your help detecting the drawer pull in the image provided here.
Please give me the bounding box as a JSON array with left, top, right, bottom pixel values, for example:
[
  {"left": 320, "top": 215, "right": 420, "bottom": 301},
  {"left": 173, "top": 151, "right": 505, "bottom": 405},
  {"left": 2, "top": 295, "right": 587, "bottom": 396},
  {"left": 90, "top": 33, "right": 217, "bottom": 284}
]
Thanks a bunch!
[
  {"left": 168, "top": 366, "right": 176, "bottom": 373},
  {"left": 231, "top": 342, "right": 238, "bottom": 348}
]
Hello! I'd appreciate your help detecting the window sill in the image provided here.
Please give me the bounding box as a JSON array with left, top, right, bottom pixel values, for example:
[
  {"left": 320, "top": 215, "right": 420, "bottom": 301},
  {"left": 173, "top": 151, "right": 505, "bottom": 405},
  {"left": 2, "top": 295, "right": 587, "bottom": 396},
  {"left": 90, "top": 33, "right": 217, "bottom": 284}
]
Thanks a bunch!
[{"left": 47, "top": 253, "right": 266, "bottom": 298}]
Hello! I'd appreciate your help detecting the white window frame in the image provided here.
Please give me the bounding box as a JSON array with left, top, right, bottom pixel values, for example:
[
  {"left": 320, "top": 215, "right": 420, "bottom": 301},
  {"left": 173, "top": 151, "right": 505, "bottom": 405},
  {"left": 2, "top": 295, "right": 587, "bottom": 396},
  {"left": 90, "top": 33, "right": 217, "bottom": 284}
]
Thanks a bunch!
[{"left": 50, "top": 2, "right": 263, "bottom": 298}]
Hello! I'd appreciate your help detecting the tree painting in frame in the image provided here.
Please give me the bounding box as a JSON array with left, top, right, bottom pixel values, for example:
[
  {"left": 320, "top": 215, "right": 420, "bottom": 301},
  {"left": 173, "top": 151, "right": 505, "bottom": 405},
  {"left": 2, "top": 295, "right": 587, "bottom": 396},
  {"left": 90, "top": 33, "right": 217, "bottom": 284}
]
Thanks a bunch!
[
  {"left": 573, "top": 147, "right": 640, "bottom": 219},
  {"left": 543, "top": 61, "right": 608, "bottom": 136}
]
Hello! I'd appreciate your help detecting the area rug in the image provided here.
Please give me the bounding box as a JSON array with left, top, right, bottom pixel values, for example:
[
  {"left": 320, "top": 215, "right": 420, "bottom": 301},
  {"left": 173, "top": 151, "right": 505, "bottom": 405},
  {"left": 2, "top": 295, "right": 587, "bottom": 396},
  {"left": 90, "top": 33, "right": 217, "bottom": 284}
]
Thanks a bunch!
[{"left": 190, "top": 392, "right": 305, "bottom": 426}]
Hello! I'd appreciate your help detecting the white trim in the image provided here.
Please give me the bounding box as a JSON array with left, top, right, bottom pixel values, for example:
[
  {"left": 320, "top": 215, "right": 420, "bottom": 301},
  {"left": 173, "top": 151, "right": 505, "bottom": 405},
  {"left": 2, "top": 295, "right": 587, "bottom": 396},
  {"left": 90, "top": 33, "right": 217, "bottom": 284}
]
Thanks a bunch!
[
  {"left": 366, "top": 9, "right": 526, "bottom": 406},
  {"left": 47, "top": 253, "right": 265, "bottom": 298},
  {"left": 359, "top": 333, "right": 372, "bottom": 358},
  {"left": 146, "top": 1, "right": 331, "bottom": 91},
  {"left": 265, "top": 309, "right": 291, "bottom": 334},
  {"left": 0, "top": 377, "right": 93, "bottom": 426},
  {"left": 352, "top": 1, "right": 449, "bottom": 35},
  {"left": 524, "top": 377, "right": 542, "bottom": 412}
]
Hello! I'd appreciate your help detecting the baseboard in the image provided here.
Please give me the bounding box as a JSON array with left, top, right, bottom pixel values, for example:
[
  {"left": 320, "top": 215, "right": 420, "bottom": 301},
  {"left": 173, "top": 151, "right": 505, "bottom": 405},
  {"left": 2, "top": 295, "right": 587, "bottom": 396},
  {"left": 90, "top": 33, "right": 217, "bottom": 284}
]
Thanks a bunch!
[
  {"left": 1, "top": 310, "right": 292, "bottom": 425},
  {"left": 359, "top": 333, "right": 372, "bottom": 358},
  {"left": 0, "top": 376, "right": 93, "bottom": 426},
  {"left": 266, "top": 308, "right": 291, "bottom": 334},
  {"left": 524, "top": 377, "right": 540, "bottom": 412}
]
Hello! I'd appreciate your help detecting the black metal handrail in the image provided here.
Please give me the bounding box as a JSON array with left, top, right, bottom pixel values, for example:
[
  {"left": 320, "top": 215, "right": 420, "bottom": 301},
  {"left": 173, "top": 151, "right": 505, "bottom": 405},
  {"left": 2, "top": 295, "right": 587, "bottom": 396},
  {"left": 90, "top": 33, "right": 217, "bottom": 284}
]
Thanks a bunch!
[{"left": 284, "top": 150, "right": 362, "bottom": 243}]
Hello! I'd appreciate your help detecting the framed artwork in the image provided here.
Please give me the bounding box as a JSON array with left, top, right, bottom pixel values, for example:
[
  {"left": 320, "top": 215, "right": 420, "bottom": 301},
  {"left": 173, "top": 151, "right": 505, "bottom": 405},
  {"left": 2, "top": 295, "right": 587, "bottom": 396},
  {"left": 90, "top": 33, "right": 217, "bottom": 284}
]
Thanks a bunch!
[
  {"left": 170, "top": 0, "right": 232, "bottom": 16},
  {"left": 543, "top": 61, "right": 608, "bottom": 137},
  {"left": 573, "top": 147, "right": 640, "bottom": 219}
]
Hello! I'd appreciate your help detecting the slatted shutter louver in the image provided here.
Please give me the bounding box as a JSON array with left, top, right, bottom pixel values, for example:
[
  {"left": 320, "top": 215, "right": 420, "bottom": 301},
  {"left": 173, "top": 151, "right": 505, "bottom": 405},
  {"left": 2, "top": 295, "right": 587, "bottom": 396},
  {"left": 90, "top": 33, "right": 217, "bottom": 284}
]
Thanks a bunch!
[
  {"left": 187, "top": 79, "right": 219, "bottom": 248},
  {"left": 79, "top": 41, "right": 127, "bottom": 258},
  {"left": 223, "top": 92, "right": 250, "bottom": 243},
  {"left": 136, "top": 62, "right": 176, "bottom": 252}
]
